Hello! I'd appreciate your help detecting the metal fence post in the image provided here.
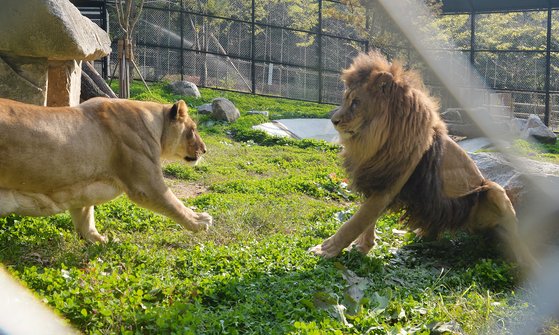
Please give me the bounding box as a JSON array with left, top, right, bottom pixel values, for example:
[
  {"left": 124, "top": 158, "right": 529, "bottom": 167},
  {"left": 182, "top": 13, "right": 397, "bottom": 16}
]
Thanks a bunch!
[
  {"left": 318, "top": 0, "right": 323, "bottom": 103},
  {"left": 545, "top": 3, "right": 552, "bottom": 126},
  {"left": 180, "top": 0, "right": 184, "bottom": 81},
  {"left": 251, "top": 0, "right": 256, "bottom": 95},
  {"left": 470, "top": 10, "right": 475, "bottom": 66}
]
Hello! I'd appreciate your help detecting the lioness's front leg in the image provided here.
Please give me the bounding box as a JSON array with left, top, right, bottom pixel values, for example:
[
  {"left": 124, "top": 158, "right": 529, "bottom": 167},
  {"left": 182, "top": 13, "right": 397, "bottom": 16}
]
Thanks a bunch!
[
  {"left": 310, "top": 194, "right": 393, "bottom": 258},
  {"left": 128, "top": 186, "right": 212, "bottom": 233},
  {"left": 70, "top": 206, "right": 107, "bottom": 243}
]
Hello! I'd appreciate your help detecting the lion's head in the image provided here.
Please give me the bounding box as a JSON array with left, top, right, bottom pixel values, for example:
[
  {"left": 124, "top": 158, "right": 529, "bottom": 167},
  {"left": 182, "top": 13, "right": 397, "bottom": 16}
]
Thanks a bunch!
[
  {"left": 332, "top": 51, "right": 446, "bottom": 196},
  {"left": 161, "top": 100, "right": 207, "bottom": 165}
]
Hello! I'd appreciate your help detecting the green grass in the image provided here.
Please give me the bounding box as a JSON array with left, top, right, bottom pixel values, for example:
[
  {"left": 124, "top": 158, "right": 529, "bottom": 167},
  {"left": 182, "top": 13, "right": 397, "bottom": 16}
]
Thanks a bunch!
[
  {"left": 1, "top": 81, "right": 555, "bottom": 334},
  {"left": 511, "top": 139, "right": 559, "bottom": 164}
]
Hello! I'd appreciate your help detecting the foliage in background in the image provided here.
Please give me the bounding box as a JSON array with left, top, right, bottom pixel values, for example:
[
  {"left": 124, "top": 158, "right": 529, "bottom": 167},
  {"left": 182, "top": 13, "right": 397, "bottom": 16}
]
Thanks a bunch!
[{"left": 1, "top": 83, "right": 555, "bottom": 334}]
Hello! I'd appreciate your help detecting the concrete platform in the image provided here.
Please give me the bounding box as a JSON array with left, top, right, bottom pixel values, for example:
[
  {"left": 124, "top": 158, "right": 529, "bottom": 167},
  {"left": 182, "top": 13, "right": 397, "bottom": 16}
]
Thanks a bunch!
[{"left": 253, "top": 118, "right": 339, "bottom": 143}]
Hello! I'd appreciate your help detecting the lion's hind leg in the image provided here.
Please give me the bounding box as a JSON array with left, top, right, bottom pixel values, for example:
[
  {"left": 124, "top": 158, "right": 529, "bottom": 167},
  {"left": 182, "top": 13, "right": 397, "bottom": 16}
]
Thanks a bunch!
[
  {"left": 70, "top": 206, "right": 107, "bottom": 243},
  {"left": 472, "top": 181, "right": 537, "bottom": 269}
]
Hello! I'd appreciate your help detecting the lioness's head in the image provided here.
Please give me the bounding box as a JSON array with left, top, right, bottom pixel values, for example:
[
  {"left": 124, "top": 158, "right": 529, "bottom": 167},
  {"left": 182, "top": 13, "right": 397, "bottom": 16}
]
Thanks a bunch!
[{"left": 162, "top": 100, "right": 207, "bottom": 165}]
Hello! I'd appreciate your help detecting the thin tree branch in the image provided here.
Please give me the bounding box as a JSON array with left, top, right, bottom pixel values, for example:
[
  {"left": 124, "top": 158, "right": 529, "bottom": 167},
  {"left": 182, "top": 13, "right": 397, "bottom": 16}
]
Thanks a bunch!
[{"left": 129, "top": 0, "right": 145, "bottom": 36}]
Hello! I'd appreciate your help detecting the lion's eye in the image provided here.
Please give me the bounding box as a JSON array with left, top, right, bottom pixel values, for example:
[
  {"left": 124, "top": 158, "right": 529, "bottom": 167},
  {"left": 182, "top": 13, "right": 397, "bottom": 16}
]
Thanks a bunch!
[{"left": 351, "top": 99, "right": 360, "bottom": 110}]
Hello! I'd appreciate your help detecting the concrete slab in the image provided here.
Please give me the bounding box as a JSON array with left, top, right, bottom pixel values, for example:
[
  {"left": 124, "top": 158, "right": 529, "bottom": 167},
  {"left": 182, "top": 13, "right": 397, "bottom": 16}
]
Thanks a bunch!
[
  {"left": 252, "top": 122, "right": 292, "bottom": 138},
  {"left": 457, "top": 137, "right": 492, "bottom": 152},
  {"left": 275, "top": 119, "right": 339, "bottom": 143},
  {"left": 253, "top": 118, "right": 339, "bottom": 143}
]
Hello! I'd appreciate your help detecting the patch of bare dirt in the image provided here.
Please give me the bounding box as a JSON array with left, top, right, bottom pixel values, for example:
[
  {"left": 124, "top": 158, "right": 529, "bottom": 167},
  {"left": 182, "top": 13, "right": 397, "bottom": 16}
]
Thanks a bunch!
[{"left": 164, "top": 177, "right": 208, "bottom": 200}]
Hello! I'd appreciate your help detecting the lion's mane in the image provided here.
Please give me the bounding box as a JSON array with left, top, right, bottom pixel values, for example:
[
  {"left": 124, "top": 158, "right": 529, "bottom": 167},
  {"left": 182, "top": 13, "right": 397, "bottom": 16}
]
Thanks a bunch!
[{"left": 340, "top": 52, "right": 481, "bottom": 236}]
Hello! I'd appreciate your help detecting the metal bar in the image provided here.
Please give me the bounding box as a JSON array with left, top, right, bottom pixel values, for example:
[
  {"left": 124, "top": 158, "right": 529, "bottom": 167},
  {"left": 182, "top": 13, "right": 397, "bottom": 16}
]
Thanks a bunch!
[
  {"left": 102, "top": 1, "right": 108, "bottom": 79},
  {"left": 180, "top": 0, "right": 184, "bottom": 81},
  {"left": 544, "top": 1, "right": 552, "bottom": 126},
  {"left": 318, "top": 0, "right": 323, "bottom": 103},
  {"left": 470, "top": 10, "right": 475, "bottom": 65},
  {"left": 251, "top": 0, "right": 256, "bottom": 94}
]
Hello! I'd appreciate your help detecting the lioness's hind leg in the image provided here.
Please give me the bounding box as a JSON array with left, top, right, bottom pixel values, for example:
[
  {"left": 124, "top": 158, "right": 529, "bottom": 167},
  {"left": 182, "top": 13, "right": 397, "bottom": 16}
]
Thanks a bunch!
[{"left": 69, "top": 206, "right": 107, "bottom": 243}]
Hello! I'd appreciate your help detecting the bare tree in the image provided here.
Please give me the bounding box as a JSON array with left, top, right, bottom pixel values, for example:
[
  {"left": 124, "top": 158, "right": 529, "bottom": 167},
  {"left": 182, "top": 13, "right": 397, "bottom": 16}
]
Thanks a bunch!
[{"left": 114, "top": 0, "right": 147, "bottom": 98}]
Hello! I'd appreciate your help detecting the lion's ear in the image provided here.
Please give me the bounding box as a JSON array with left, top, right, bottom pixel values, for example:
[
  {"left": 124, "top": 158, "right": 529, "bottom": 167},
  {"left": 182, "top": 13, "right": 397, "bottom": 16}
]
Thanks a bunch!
[
  {"left": 372, "top": 71, "right": 394, "bottom": 94},
  {"left": 170, "top": 100, "right": 188, "bottom": 121}
]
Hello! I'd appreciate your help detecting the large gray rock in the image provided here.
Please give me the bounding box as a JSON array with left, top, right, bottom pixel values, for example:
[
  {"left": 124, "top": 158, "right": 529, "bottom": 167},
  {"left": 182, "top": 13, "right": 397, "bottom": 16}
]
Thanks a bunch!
[
  {"left": 471, "top": 152, "right": 559, "bottom": 205},
  {"left": 0, "top": 0, "right": 111, "bottom": 61},
  {"left": 168, "top": 81, "right": 201, "bottom": 98},
  {"left": 518, "top": 114, "right": 557, "bottom": 144},
  {"left": 442, "top": 107, "right": 485, "bottom": 137},
  {"left": 196, "top": 103, "right": 213, "bottom": 115},
  {"left": 211, "top": 98, "right": 240, "bottom": 122},
  {"left": 470, "top": 152, "right": 559, "bottom": 247},
  {"left": 0, "top": 55, "right": 47, "bottom": 105}
]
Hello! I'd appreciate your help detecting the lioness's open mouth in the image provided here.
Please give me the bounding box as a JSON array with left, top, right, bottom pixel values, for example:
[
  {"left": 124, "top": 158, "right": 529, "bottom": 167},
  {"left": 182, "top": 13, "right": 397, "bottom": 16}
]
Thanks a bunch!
[{"left": 184, "top": 156, "right": 198, "bottom": 162}]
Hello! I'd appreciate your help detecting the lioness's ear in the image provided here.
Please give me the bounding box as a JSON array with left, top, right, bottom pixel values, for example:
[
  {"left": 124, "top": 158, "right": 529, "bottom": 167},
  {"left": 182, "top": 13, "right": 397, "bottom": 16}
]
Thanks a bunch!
[
  {"left": 170, "top": 100, "right": 188, "bottom": 121},
  {"left": 371, "top": 71, "right": 394, "bottom": 94}
]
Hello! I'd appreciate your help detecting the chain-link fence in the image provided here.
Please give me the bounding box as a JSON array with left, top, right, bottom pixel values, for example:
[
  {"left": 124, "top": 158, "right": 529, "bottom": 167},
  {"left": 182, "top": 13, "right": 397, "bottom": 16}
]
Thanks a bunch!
[
  {"left": 76, "top": 1, "right": 559, "bottom": 129},
  {"left": 105, "top": 0, "right": 368, "bottom": 105},
  {"left": 369, "top": 5, "right": 559, "bottom": 130}
]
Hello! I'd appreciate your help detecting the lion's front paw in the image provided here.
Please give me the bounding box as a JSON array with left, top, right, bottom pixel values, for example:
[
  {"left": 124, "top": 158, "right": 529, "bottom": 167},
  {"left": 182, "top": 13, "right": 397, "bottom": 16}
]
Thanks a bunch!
[
  {"left": 350, "top": 233, "right": 376, "bottom": 255},
  {"left": 308, "top": 237, "right": 343, "bottom": 258},
  {"left": 192, "top": 212, "right": 212, "bottom": 232},
  {"left": 350, "top": 240, "right": 375, "bottom": 254}
]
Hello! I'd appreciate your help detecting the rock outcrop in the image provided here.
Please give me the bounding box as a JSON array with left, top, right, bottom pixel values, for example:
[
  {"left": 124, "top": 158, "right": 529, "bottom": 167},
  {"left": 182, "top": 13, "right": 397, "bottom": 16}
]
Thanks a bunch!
[{"left": 0, "top": 0, "right": 111, "bottom": 106}]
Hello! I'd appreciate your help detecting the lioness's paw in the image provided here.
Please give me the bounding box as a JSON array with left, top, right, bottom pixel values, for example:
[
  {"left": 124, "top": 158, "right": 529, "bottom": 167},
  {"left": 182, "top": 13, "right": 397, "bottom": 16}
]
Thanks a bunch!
[
  {"left": 192, "top": 212, "right": 212, "bottom": 232},
  {"left": 308, "top": 238, "right": 342, "bottom": 259},
  {"left": 84, "top": 232, "right": 108, "bottom": 244}
]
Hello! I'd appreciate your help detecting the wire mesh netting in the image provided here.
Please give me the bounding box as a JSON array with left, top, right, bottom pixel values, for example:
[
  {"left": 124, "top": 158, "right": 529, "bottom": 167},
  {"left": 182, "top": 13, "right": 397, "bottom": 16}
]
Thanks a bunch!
[
  {"left": 107, "top": 0, "right": 368, "bottom": 105},
  {"left": 104, "top": 1, "right": 559, "bottom": 129}
]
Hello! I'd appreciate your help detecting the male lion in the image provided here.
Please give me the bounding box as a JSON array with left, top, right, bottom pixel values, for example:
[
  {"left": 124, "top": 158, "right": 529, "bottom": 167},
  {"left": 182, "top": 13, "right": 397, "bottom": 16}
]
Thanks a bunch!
[
  {"left": 310, "top": 52, "right": 535, "bottom": 267},
  {"left": 0, "top": 97, "right": 212, "bottom": 243}
]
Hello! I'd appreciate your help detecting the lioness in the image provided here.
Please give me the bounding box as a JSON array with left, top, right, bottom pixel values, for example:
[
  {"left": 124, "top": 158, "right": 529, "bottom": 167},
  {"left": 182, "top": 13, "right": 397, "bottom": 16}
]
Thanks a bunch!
[{"left": 0, "top": 97, "right": 212, "bottom": 242}]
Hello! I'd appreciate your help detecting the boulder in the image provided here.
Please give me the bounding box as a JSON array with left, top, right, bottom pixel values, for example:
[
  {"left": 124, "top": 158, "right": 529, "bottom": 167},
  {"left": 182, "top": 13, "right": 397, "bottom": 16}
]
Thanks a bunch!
[
  {"left": 470, "top": 152, "right": 559, "bottom": 247},
  {"left": 518, "top": 114, "right": 557, "bottom": 144},
  {"left": 441, "top": 107, "right": 485, "bottom": 137},
  {"left": 0, "top": 0, "right": 111, "bottom": 61},
  {"left": 471, "top": 152, "right": 559, "bottom": 206},
  {"left": 196, "top": 103, "right": 213, "bottom": 115},
  {"left": 211, "top": 98, "right": 240, "bottom": 122},
  {"left": 441, "top": 108, "right": 464, "bottom": 123},
  {"left": 0, "top": 55, "right": 47, "bottom": 106},
  {"left": 0, "top": 0, "right": 111, "bottom": 106},
  {"left": 247, "top": 110, "right": 269, "bottom": 118},
  {"left": 168, "top": 81, "right": 201, "bottom": 98}
]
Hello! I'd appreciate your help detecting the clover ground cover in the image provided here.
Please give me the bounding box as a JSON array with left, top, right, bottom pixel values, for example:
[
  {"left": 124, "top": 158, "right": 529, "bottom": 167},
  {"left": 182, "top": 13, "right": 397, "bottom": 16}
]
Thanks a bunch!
[{"left": 0, "top": 83, "right": 551, "bottom": 334}]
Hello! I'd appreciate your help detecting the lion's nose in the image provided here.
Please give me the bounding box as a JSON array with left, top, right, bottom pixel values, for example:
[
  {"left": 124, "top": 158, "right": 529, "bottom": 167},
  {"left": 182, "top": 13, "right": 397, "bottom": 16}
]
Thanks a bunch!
[{"left": 330, "top": 107, "right": 341, "bottom": 126}]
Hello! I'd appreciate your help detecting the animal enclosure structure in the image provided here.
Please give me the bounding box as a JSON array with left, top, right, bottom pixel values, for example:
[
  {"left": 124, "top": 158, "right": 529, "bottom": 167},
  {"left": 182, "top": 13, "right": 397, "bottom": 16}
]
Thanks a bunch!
[
  {"left": 74, "top": 0, "right": 559, "bottom": 129},
  {"left": 107, "top": 0, "right": 368, "bottom": 105}
]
